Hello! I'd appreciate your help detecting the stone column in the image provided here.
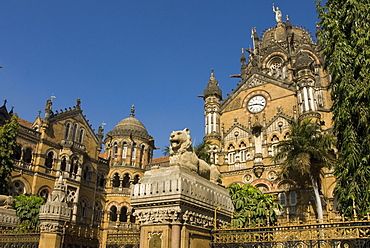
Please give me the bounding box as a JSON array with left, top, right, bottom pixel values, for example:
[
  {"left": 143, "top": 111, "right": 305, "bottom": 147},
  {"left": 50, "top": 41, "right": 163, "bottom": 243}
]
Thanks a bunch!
[{"left": 171, "top": 224, "right": 181, "bottom": 248}]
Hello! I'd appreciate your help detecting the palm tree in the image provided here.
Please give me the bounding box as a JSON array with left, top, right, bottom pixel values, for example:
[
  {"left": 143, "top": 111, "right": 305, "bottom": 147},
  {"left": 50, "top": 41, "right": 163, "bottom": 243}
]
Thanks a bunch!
[{"left": 272, "top": 118, "right": 335, "bottom": 221}]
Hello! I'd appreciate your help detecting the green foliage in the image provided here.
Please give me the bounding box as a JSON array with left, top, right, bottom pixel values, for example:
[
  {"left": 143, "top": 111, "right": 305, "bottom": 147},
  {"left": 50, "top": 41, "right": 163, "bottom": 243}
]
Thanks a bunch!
[
  {"left": 227, "top": 183, "right": 281, "bottom": 227},
  {"left": 14, "top": 194, "right": 45, "bottom": 230},
  {"left": 0, "top": 116, "right": 19, "bottom": 195},
  {"left": 193, "top": 141, "right": 212, "bottom": 164},
  {"left": 162, "top": 145, "right": 170, "bottom": 156},
  {"left": 272, "top": 118, "right": 335, "bottom": 220},
  {"left": 316, "top": 0, "right": 370, "bottom": 219}
]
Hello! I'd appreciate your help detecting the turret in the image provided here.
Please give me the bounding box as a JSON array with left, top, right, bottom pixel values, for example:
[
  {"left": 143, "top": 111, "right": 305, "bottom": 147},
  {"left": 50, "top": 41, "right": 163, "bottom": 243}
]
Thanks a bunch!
[{"left": 200, "top": 70, "right": 222, "bottom": 142}]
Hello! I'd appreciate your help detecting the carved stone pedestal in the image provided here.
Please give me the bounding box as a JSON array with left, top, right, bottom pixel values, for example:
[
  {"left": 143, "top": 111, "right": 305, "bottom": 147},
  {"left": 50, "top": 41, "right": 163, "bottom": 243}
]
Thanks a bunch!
[
  {"left": 39, "top": 176, "right": 71, "bottom": 248},
  {"left": 131, "top": 166, "right": 234, "bottom": 248},
  {"left": 0, "top": 207, "right": 20, "bottom": 228}
]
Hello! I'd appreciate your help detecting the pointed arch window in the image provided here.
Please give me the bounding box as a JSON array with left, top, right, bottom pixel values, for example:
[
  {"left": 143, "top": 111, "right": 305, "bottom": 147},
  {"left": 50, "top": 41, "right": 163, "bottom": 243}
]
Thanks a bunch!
[
  {"left": 44, "top": 151, "right": 54, "bottom": 168},
  {"left": 122, "top": 142, "right": 128, "bottom": 159},
  {"left": 65, "top": 122, "right": 71, "bottom": 139},
  {"left": 112, "top": 173, "right": 120, "bottom": 187},
  {"left": 139, "top": 144, "right": 145, "bottom": 168},
  {"left": 78, "top": 128, "right": 85, "bottom": 143},
  {"left": 110, "top": 206, "right": 117, "bottom": 222},
  {"left": 81, "top": 199, "right": 88, "bottom": 218},
  {"left": 133, "top": 175, "right": 140, "bottom": 185},
  {"left": 14, "top": 145, "right": 21, "bottom": 160},
  {"left": 61, "top": 157, "right": 67, "bottom": 171},
  {"left": 130, "top": 209, "right": 136, "bottom": 223},
  {"left": 113, "top": 142, "right": 118, "bottom": 157},
  {"left": 72, "top": 123, "right": 78, "bottom": 141},
  {"left": 228, "top": 144, "right": 235, "bottom": 164},
  {"left": 70, "top": 157, "right": 79, "bottom": 175},
  {"left": 23, "top": 147, "right": 33, "bottom": 163},
  {"left": 122, "top": 173, "right": 130, "bottom": 188},
  {"left": 120, "top": 206, "right": 128, "bottom": 222}
]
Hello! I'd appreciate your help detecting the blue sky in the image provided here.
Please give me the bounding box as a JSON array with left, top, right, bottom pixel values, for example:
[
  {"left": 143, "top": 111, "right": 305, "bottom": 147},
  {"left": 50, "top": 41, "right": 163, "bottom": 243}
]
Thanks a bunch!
[{"left": 0, "top": 1, "right": 319, "bottom": 157}]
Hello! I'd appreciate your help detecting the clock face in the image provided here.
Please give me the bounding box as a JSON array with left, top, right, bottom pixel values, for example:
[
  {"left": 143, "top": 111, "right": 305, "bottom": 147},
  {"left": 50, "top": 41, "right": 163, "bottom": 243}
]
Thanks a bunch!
[{"left": 247, "top": 95, "right": 267, "bottom": 113}]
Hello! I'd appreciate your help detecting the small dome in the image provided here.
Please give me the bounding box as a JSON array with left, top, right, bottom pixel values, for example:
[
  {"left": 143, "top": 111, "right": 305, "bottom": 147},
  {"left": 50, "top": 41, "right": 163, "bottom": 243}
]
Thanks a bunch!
[{"left": 108, "top": 116, "right": 153, "bottom": 141}]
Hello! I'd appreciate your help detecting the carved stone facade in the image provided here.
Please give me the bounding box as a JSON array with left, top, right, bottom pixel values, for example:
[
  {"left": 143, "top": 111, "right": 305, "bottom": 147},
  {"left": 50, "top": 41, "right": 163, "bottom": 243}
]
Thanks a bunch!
[{"left": 201, "top": 9, "right": 336, "bottom": 220}]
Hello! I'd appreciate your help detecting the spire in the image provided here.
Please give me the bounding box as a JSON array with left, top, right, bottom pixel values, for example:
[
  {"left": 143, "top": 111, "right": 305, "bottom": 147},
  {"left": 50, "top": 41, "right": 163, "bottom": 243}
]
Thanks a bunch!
[
  {"left": 203, "top": 69, "right": 222, "bottom": 100},
  {"left": 130, "top": 105, "right": 135, "bottom": 117}
]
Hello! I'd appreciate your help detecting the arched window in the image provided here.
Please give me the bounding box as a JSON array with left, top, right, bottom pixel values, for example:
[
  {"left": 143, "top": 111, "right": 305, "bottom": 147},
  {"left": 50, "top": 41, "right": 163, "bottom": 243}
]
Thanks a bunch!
[
  {"left": 131, "top": 143, "right": 137, "bottom": 165},
  {"left": 93, "top": 202, "right": 103, "bottom": 223},
  {"left": 81, "top": 199, "right": 88, "bottom": 218},
  {"left": 271, "top": 135, "right": 280, "bottom": 156},
  {"left": 71, "top": 123, "right": 78, "bottom": 141},
  {"left": 289, "top": 191, "right": 297, "bottom": 205},
  {"left": 78, "top": 128, "right": 85, "bottom": 143},
  {"left": 110, "top": 206, "right": 117, "bottom": 222},
  {"left": 112, "top": 173, "right": 120, "bottom": 187},
  {"left": 14, "top": 145, "right": 21, "bottom": 160},
  {"left": 239, "top": 142, "right": 247, "bottom": 162},
  {"left": 70, "top": 157, "right": 79, "bottom": 174},
  {"left": 113, "top": 142, "right": 118, "bottom": 157},
  {"left": 139, "top": 145, "right": 145, "bottom": 168},
  {"left": 65, "top": 122, "right": 71, "bottom": 139},
  {"left": 23, "top": 147, "right": 32, "bottom": 163},
  {"left": 120, "top": 206, "right": 128, "bottom": 222},
  {"left": 279, "top": 193, "right": 286, "bottom": 206},
  {"left": 228, "top": 144, "right": 235, "bottom": 164},
  {"left": 133, "top": 175, "right": 140, "bottom": 185},
  {"left": 122, "top": 143, "right": 128, "bottom": 159},
  {"left": 83, "top": 165, "right": 91, "bottom": 181},
  {"left": 130, "top": 209, "right": 136, "bottom": 223},
  {"left": 38, "top": 188, "right": 50, "bottom": 202},
  {"left": 61, "top": 157, "right": 67, "bottom": 171},
  {"left": 44, "top": 151, "right": 54, "bottom": 168},
  {"left": 122, "top": 173, "right": 130, "bottom": 188}
]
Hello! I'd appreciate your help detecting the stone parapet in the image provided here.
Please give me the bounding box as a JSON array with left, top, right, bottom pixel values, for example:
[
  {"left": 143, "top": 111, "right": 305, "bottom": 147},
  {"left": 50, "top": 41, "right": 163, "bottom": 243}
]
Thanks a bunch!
[
  {"left": 131, "top": 166, "right": 233, "bottom": 228},
  {"left": 0, "top": 208, "right": 20, "bottom": 228}
]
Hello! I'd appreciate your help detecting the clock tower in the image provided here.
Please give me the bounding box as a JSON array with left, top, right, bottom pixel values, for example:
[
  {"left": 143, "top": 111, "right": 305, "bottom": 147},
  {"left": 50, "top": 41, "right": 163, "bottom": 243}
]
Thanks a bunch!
[{"left": 201, "top": 11, "right": 335, "bottom": 218}]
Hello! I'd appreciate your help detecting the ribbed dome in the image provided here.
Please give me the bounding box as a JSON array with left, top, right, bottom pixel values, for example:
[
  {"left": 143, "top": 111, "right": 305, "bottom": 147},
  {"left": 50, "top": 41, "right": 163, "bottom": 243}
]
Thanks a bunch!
[
  {"left": 114, "top": 117, "right": 146, "bottom": 132},
  {"left": 108, "top": 116, "right": 153, "bottom": 141}
]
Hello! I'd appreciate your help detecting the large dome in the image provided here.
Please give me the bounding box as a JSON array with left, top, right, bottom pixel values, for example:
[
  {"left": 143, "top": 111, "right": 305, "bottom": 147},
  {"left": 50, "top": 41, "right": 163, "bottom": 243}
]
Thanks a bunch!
[{"left": 108, "top": 116, "right": 153, "bottom": 141}]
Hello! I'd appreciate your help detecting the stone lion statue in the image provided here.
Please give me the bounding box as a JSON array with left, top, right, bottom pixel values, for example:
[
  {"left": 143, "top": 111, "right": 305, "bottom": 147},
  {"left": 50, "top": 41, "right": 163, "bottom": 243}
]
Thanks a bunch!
[
  {"left": 0, "top": 195, "right": 14, "bottom": 209},
  {"left": 169, "top": 128, "right": 222, "bottom": 184}
]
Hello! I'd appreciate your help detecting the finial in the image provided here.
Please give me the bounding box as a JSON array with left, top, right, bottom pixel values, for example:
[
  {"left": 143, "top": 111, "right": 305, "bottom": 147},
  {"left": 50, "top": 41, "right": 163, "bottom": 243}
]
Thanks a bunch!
[
  {"left": 76, "top": 98, "right": 81, "bottom": 109},
  {"left": 38, "top": 110, "right": 41, "bottom": 117},
  {"left": 130, "top": 105, "right": 135, "bottom": 117},
  {"left": 3, "top": 99, "right": 7, "bottom": 106},
  {"left": 211, "top": 68, "right": 215, "bottom": 78},
  {"left": 286, "top": 15, "right": 289, "bottom": 21}
]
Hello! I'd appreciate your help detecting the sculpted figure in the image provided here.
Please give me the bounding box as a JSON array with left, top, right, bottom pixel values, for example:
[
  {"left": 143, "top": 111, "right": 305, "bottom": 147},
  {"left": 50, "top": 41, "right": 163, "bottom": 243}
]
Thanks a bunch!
[
  {"left": 169, "top": 128, "right": 210, "bottom": 179},
  {"left": 169, "top": 128, "right": 222, "bottom": 184},
  {"left": 272, "top": 4, "right": 282, "bottom": 23},
  {"left": 0, "top": 195, "right": 14, "bottom": 209}
]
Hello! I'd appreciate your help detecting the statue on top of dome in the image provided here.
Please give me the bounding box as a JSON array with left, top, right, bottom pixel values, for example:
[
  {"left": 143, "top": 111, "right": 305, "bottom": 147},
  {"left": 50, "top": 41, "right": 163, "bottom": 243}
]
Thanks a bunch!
[{"left": 272, "top": 3, "right": 282, "bottom": 23}]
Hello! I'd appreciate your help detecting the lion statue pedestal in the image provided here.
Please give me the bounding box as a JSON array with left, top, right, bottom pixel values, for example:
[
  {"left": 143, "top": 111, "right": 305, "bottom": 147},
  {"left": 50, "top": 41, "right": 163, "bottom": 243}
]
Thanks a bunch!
[
  {"left": 0, "top": 195, "right": 20, "bottom": 228},
  {"left": 131, "top": 128, "right": 233, "bottom": 248}
]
